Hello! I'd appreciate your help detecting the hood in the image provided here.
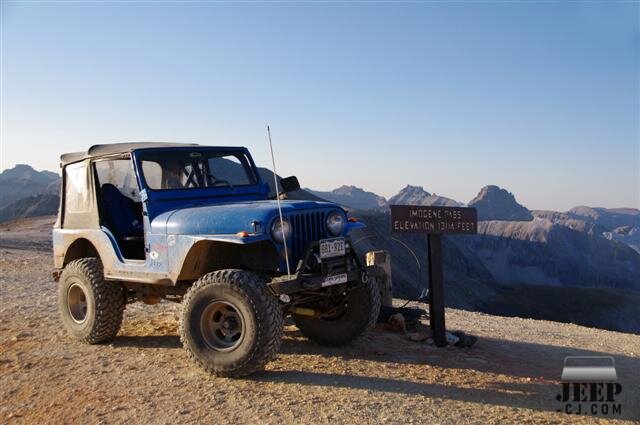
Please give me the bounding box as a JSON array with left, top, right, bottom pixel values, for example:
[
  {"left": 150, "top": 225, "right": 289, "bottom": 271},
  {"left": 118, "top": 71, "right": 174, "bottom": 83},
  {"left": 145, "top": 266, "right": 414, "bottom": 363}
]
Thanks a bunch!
[{"left": 151, "top": 199, "right": 340, "bottom": 235}]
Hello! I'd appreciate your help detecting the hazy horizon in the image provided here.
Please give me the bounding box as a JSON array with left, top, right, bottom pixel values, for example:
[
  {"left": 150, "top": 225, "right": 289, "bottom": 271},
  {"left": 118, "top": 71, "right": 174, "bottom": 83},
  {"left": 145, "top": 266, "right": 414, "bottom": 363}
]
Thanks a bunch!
[{"left": 1, "top": 2, "right": 638, "bottom": 211}]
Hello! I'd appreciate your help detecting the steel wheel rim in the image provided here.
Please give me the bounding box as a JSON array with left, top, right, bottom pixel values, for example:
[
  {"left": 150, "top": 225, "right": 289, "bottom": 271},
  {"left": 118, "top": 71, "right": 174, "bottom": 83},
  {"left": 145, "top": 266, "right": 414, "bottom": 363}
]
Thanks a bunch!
[
  {"left": 200, "top": 300, "right": 245, "bottom": 352},
  {"left": 67, "top": 282, "right": 88, "bottom": 324}
]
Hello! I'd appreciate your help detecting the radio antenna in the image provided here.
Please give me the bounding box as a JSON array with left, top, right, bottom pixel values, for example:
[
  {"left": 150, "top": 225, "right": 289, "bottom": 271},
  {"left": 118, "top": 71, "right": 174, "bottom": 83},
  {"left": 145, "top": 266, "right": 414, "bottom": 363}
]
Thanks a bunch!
[{"left": 267, "top": 125, "right": 291, "bottom": 278}]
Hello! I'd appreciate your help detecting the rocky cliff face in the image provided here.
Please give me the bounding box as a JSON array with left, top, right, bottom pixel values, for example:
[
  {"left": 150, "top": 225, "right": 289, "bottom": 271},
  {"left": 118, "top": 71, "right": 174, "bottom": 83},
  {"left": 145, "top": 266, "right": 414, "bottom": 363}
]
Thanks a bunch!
[
  {"left": 568, "top": 206, "right": 640, "bottom": 230},
  {"left": 533, "top": 208, "right": 640, "bottom": 254},
  {"left": 464, "top": 218, "right": 640, "bottom": 290},
  {"left": 531, "top": 210, "right": 604, "bottom": 234},
  {"left": 468, "top": 185, "right": 533, "bottom": 221},
  {"left": 603, "top": 226, "right": 640, "bottom": 254}
]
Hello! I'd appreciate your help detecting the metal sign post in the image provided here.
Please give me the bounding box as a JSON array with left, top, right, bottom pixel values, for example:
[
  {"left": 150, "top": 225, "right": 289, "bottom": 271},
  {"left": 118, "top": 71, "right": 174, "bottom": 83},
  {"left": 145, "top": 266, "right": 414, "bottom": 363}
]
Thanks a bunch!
[{"left": 390, "top": 205, "right": 478, "bottom": 347}]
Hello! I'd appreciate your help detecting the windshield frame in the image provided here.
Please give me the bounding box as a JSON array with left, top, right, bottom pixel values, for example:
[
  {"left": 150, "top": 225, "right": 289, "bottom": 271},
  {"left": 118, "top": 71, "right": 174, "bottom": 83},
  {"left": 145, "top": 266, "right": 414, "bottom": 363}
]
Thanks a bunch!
[{"left": 132, "top": 147, "right": 261, "bottom": 193}]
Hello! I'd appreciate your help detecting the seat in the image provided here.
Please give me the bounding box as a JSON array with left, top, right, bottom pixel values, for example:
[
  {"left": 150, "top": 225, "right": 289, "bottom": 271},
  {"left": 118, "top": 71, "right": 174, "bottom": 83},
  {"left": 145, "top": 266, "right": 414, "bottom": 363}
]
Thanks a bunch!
[{"left": 100, "top": 183, "right": 144, "bottom": 258}]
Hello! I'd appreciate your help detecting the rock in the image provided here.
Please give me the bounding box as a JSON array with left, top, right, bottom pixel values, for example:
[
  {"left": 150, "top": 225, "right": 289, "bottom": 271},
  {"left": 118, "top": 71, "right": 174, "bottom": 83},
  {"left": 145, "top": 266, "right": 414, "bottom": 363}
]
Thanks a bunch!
[
  {"left": 452, "top": 331, "right": 478, "bottom": 348},
  {"left": 445, "top": 331, "right": 460, "bottom": 345},
  {"left": 406, "top": 331, "right": 431, "bottom": 342},
  {"left": 12, "top": 331, "right": 31, "bottom": 341},
  {"left": 387, "top": 313, "right": 406, "bottom": 333}
]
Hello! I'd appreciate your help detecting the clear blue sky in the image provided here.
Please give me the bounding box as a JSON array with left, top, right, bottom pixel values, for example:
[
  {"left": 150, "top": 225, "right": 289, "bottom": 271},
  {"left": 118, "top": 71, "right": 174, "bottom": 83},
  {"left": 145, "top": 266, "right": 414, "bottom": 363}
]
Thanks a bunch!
[{"left": 1, "top": 1, "right": 638, "bottom": 210}]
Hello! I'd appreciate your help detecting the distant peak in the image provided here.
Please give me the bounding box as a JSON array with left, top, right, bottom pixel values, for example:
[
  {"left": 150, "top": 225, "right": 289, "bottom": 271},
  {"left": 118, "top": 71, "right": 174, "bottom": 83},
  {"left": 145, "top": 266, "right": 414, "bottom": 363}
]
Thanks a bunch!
[
  {"left": 471, "top": 185, "right": 513, "bottom": 201},
  {"left": 398, "top": 184, "right": 430, "bottom": 195},
  {"left": 469, "top": 185, "right": 532, "bottom": 221},
  {"left": 8, "top": 164, "right": 35, "bottom": 172},
  {"left": 333, "top": 185, "right": 364, "bottom": 195},
  {"left": 476, "top": 185, "right": 501, "bottom": 195},
  {"left": 0, "top": 163, "right": 59, "bottom": 183},
  {"left": 388, "top": 184, "right": 434, "bottom": 206},
  {"left": 305, "top": 184, "right": 386, "bottom": 210}
]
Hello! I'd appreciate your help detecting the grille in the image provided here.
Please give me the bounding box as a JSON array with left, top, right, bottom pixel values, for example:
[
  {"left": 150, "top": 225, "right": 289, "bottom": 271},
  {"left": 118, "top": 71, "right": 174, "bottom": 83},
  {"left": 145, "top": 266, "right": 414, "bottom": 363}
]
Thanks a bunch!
[{"left": 288, "top": 211, "right": 328, "bottom": 269}]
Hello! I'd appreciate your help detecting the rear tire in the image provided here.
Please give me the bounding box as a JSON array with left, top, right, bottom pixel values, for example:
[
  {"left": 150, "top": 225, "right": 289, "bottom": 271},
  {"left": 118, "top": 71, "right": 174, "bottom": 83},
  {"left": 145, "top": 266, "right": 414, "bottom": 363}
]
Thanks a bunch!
[
  {"left": 58, "top": 258, "right": 125, "bottom": 344},
  {"left": 180, "top": 269, "right": 283, "bottom": 377},
  {"left": 293, "top": 276, "right": 381, "bottom": 347}
]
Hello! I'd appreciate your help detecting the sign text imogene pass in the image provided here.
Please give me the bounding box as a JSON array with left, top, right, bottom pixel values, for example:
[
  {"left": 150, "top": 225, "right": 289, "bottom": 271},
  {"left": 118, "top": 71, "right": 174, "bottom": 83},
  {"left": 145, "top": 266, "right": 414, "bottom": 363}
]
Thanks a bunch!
[{"left": 391, "top": 205, "right": 478, "bottom": 235}]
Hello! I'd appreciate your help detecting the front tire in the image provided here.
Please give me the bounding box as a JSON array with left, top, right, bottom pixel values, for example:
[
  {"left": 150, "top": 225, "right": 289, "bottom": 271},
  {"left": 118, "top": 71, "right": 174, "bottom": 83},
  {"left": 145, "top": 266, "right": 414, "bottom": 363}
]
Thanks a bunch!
[
  {"left": 179, "top": 269, "right": 283, "bottom": 377},
  {"left": 58, "top": 258, "right": 125, "bottom": 344},
  {"left": 293, "top": 276, "right": 381, "bottom": 347}
]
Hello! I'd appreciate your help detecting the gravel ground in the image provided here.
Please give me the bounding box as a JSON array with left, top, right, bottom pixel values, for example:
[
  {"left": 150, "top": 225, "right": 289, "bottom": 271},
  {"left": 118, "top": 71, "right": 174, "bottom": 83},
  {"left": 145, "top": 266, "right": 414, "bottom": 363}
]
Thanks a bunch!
[{"left": 1, "top": 217, "right": 638, "bottom": 424}]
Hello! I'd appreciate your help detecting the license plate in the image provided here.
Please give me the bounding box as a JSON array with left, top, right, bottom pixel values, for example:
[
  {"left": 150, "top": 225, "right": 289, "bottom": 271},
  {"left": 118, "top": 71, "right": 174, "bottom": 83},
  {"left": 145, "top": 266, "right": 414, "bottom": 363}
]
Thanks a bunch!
[
  {"left": 319, "top": 237, "right": 346, "bottom": 259},
  {"left": 321, "top": 273, "right": 348, "bottom": 287}
]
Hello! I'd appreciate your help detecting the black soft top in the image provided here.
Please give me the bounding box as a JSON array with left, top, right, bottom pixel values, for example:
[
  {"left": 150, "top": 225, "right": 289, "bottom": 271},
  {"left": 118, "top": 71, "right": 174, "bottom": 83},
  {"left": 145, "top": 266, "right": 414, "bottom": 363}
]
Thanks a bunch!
[{"left": 60, "top": 142, "right": 200, "bottom": 165}]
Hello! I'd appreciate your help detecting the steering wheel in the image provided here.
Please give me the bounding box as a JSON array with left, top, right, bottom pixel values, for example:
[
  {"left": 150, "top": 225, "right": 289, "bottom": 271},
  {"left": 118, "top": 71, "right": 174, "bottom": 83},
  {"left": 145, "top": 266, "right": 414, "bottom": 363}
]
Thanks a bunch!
[{"left": 205, "top": 172, "right": 234, "bottom": 189}]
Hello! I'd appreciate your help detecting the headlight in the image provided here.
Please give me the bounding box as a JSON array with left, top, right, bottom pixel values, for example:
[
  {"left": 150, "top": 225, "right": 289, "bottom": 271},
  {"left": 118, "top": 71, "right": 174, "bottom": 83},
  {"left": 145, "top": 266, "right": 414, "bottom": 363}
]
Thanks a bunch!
[
  {"left": 326, "top": 211, "right": 345, "bottom": 236},
  {"left": 271, "top": 218, "right": 291, "bottom": 243}
]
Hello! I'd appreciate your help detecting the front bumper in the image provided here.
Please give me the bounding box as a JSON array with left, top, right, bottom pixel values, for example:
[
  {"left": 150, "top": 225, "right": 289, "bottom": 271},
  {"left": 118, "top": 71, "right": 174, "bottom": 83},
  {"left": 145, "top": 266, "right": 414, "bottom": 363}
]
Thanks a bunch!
[{"left": 267, "top": 238, "right": 381, "bottom": 295}]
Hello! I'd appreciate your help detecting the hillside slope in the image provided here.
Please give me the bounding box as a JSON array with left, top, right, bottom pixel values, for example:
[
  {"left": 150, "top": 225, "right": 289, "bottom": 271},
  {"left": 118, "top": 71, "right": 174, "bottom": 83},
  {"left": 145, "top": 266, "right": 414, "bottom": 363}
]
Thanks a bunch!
[{"left": 0, "top": 193, "right": 60, "bottom": 223}]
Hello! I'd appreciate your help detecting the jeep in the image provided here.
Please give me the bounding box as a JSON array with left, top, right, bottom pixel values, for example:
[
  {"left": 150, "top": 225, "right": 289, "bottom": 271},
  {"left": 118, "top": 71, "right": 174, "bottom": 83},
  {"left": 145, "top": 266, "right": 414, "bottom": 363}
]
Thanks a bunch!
[{"left": 53, "top": 143, "right": 381, "bottom": 377}]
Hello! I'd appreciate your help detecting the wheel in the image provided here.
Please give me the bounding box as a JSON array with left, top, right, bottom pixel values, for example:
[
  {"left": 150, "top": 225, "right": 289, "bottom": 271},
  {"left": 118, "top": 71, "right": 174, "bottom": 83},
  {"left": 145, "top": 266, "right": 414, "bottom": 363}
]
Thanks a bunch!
[
  {"left": 293, "top": 276, "right": 381, "bottom": 347},
  {"left": 179, "top": 269, "right": 283, "bottom": 377},
  {"left": 58, "top": 258, "right": 125, "bottom": 344}
]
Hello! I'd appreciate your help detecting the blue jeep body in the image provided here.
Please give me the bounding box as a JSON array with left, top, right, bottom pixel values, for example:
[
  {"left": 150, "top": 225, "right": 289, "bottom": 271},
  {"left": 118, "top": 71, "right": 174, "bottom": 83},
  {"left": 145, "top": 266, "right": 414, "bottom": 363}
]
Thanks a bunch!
[{"left": 53, "top": 143, "right": 365, "bottom": 296}]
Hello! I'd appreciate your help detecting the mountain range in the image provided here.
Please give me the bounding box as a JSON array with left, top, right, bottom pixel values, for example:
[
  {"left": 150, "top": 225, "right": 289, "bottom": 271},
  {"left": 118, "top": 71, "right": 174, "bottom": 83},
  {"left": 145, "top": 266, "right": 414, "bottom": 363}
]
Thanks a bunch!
[
  {"left": 0, "top": 165, "right": 61, "bottom": 223},
  {"left": 0, "top": 164, "right": 59, "bottom": 208},
  {"left": 1, "top": 163, "right": 639, "bottom": 333},
  {"left": 306, "top": 184, "right": 461, "bottom": 210}
]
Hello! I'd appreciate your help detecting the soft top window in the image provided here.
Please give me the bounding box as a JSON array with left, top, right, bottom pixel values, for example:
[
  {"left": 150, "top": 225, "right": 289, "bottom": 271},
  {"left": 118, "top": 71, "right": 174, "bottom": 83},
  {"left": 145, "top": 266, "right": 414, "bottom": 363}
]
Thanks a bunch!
[
  {"left": 137, "top": 150, "right": 257, "bottom": 191},
  {"left": 94, "top": 159, "right": 140, "bottom": 200},
  {"left": 64, "top": 162, "right": 90, "bottom": 213}
]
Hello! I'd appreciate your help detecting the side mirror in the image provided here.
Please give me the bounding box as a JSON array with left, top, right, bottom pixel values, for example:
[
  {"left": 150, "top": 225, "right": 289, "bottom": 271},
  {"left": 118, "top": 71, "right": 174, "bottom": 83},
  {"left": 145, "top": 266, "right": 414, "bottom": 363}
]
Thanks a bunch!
[{"left": 280, "top": 176, "right": 300, "bottom": 193}]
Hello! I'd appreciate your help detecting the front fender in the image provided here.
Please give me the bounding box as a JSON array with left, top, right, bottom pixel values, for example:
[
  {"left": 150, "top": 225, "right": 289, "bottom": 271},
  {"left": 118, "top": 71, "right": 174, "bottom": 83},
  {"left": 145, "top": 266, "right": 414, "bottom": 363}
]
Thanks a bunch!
[
  {"left": 169, "top": 234, "right": 277, "bottom": 281},
  {"left": 346, "top": 221, "right": 366, "bottom": 234}
]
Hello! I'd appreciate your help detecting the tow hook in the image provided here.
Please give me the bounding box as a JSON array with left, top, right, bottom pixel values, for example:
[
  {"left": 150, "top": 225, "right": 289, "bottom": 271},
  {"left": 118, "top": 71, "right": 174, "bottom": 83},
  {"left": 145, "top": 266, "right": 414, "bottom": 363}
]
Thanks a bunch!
[{"left": 361, "top": 271, "right": 369, "bottom": 283}]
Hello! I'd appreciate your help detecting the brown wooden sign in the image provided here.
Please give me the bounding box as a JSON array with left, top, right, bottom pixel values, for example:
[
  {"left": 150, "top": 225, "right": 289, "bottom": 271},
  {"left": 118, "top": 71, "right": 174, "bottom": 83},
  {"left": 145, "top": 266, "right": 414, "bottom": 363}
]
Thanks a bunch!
[
  {"left": 390, "top": 205, "right": 478, "bottom": 235},
  {"left": 389, "top": 205, "right": 477, "bottom": 347}
]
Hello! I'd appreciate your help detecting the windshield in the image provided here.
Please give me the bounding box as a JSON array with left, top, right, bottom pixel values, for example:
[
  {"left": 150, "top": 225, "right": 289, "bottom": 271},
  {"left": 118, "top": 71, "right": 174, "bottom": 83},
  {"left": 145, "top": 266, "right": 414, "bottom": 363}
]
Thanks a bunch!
[{"left": 137, "top": 150, "right": 258, "bottom": 190}]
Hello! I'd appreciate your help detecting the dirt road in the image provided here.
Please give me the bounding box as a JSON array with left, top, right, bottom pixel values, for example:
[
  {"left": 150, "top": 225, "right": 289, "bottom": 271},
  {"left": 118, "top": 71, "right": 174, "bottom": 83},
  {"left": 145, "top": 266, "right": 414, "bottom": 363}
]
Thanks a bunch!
[{"left": 1, "top": 217, "right": 638, "bottom": 424}]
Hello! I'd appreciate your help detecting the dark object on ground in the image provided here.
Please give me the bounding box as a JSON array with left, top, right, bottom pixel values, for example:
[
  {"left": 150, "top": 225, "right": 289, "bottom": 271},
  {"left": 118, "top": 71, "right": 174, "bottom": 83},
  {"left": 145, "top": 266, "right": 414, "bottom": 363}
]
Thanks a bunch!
[
  {"left": 377, "top": 305, "right": 425, "bottom": 329},
  {"left": 387, "top": 313, "right": 406, "bottom": 333},
  {"left": 451, "top": 331, "right": 478, "bottom": 348}
]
